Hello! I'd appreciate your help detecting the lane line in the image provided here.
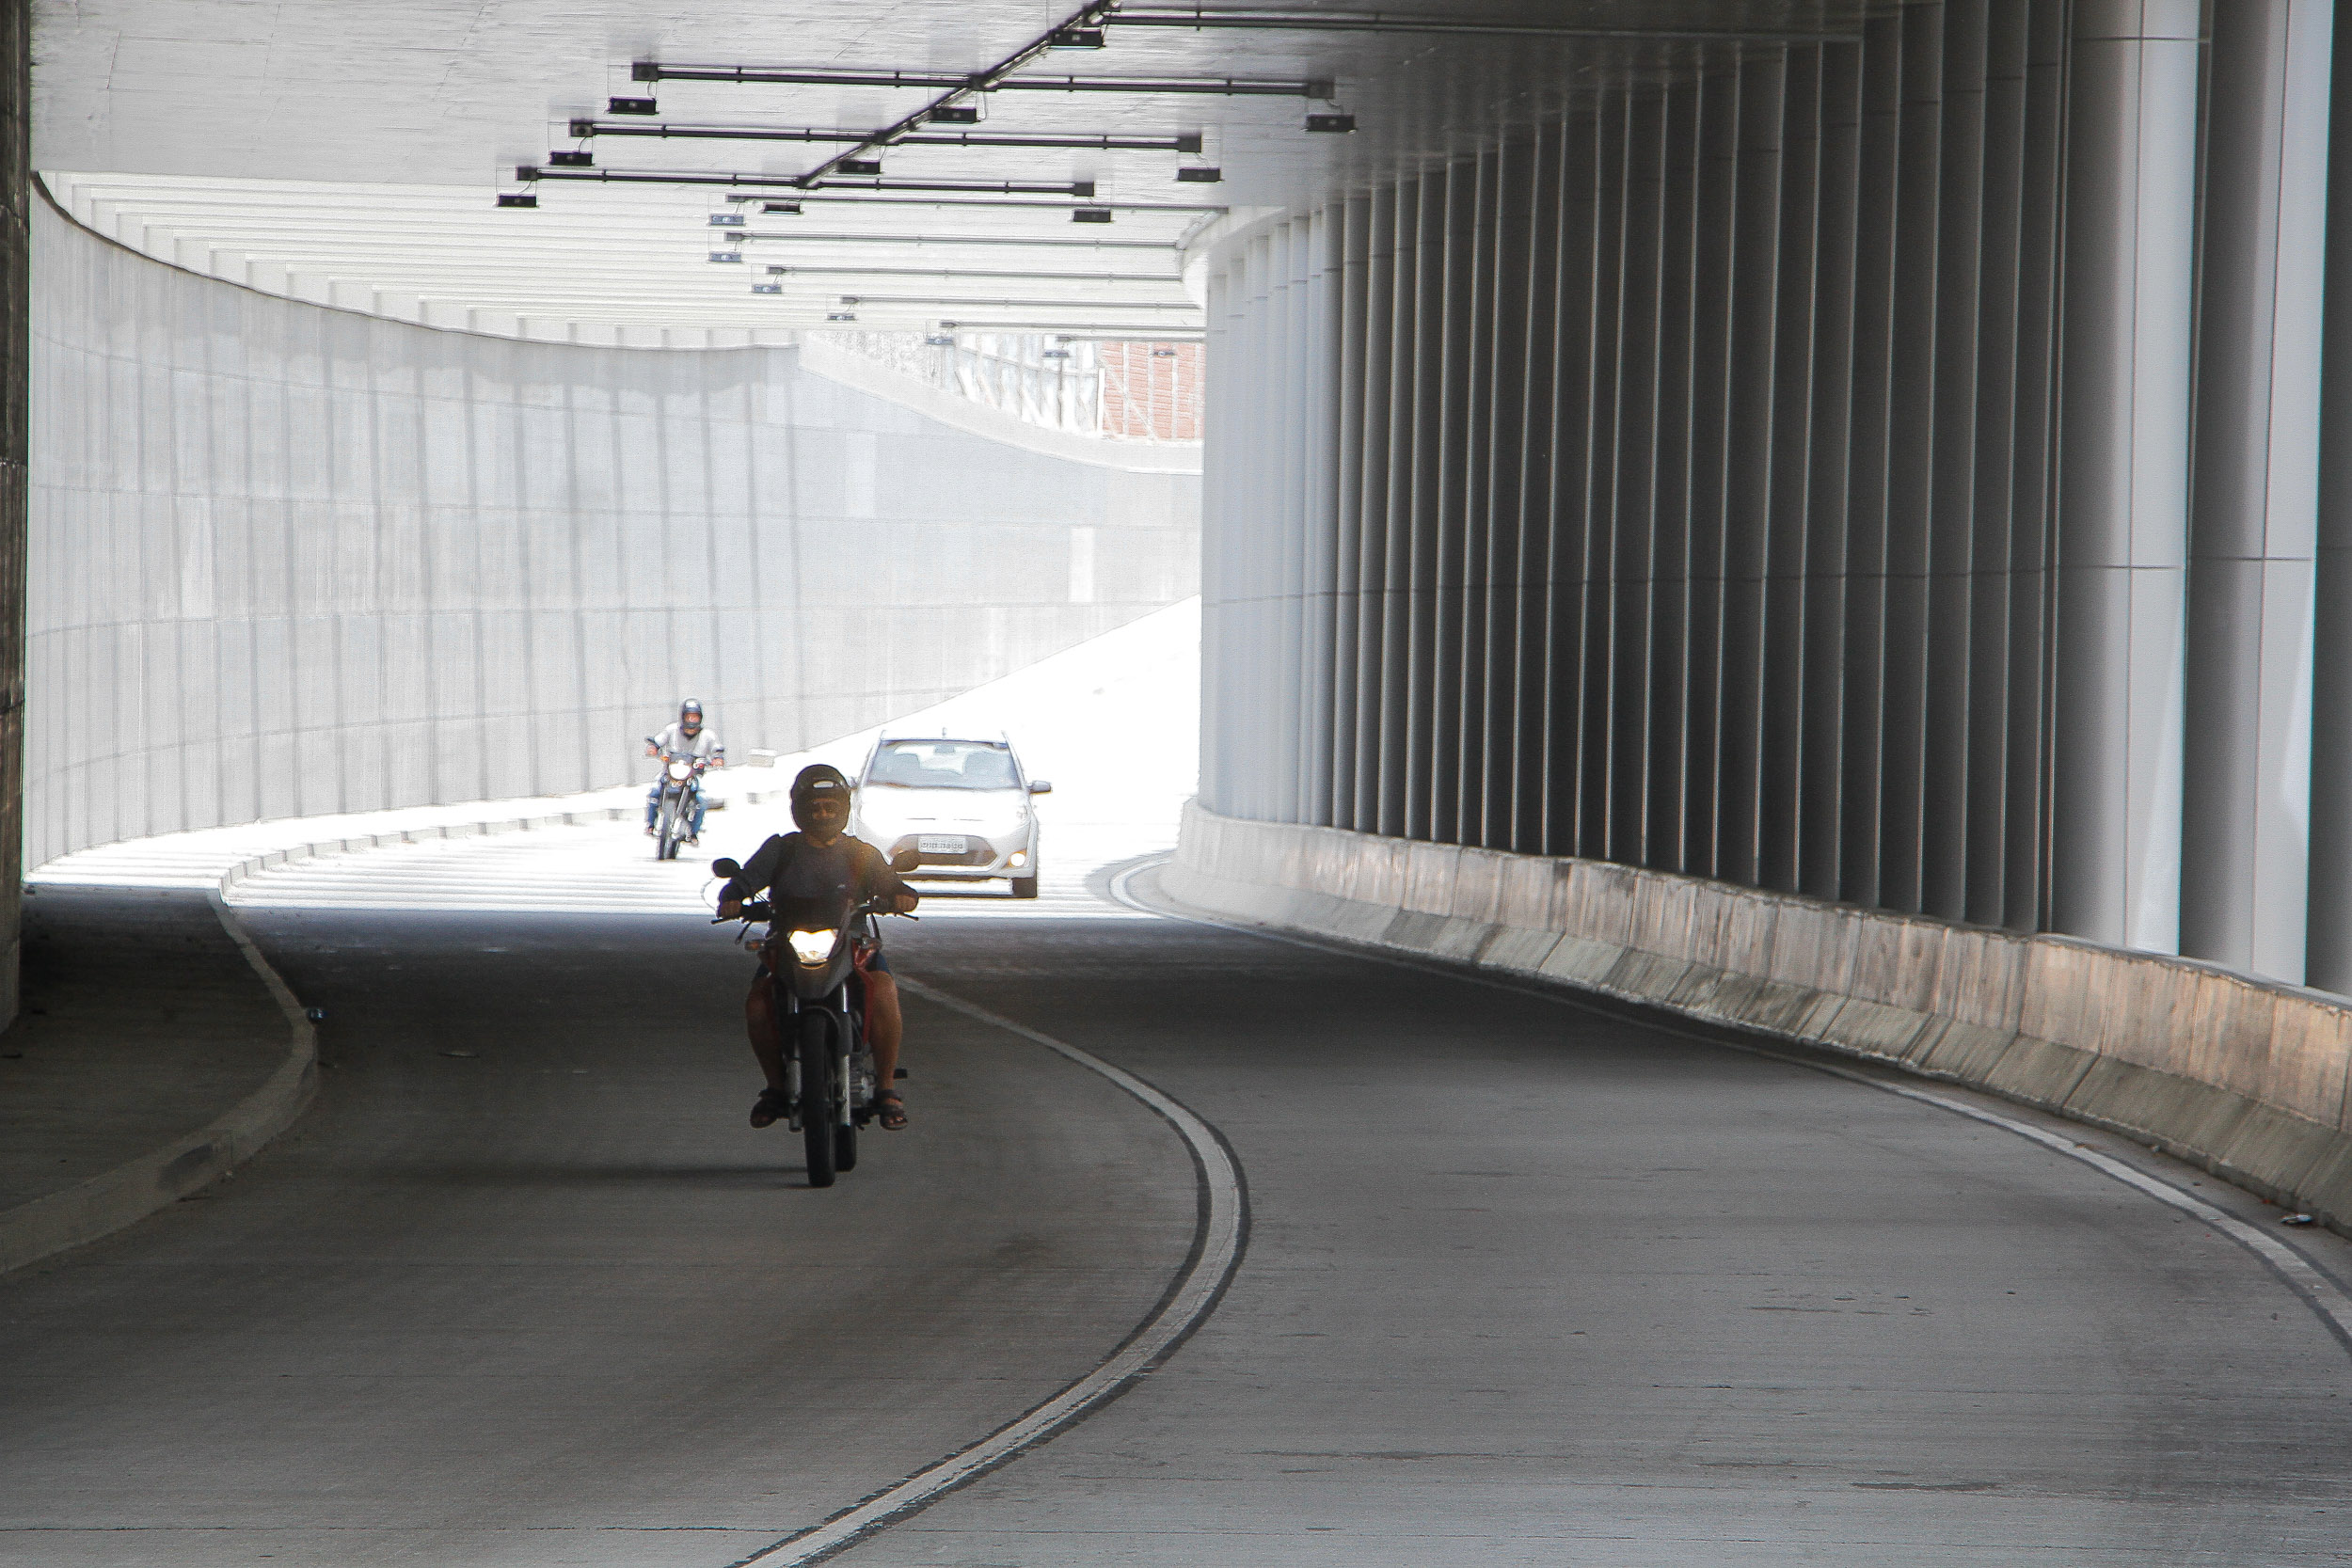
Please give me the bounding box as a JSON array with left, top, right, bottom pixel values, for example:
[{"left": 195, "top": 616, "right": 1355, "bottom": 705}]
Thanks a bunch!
[
  {"left": 731, "top": 974, "right": 1248, "bottom": 1568},
  {"left": 1111, "top": 855, "right": 2352, "bottom": 1356}
]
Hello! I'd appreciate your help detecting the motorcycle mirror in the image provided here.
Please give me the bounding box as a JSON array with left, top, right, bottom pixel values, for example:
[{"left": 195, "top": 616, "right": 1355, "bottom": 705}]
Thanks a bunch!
[
  {"left": 1026, "top": 779, "right": 1053, "bottom": 794},
  {"left": 890, "top": 850, "right": 921, "bottom": 873},
  {"left": 710, "top": 857, "right": 741, "bottom": 879}
]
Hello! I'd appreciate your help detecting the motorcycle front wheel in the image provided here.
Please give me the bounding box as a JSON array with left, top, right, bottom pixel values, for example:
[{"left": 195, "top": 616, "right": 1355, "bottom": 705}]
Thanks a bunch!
[
  {"left": 797, "top": 1015, "right": 838, "bottom": 1188},
  {"left": 656, "top": 793, "right": 680, "bottom": 861}
]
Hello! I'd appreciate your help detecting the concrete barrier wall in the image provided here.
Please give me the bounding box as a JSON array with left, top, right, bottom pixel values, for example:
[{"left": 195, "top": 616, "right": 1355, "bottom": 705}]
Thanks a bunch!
[
  {"left": 24, "top": 192, "right": 1200, "bottom": 868},
  {"left": 1168, "top": 803, "right": 2352, "bottom": 1228}
]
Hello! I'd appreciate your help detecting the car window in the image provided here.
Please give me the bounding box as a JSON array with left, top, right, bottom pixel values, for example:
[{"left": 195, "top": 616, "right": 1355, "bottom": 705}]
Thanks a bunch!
[{"left": 866, "top": 741, "right": 1021, "bottom": 790}]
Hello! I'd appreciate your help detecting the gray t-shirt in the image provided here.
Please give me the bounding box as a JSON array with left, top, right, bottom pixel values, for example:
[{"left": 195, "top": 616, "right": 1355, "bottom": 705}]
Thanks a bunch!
[{"left": 651, "top": 722, "right": 723, "bottom": 764}]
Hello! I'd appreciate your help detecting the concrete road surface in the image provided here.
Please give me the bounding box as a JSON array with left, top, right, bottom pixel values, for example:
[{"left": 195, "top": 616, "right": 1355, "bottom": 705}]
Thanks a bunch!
[{"left": 5, "top": 819, "right": 2351, "bottom": 1566}]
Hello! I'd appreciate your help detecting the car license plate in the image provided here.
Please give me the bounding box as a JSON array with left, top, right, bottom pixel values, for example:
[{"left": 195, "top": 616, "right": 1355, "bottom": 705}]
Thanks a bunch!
[{"left": 918, "top": 835, "right": 966, "bottom": 854}]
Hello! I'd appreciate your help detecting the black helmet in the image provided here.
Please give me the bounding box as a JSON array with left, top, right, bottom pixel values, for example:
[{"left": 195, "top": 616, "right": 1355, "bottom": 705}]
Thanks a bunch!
[
  {"left": 680, "top": 698, "right": 703, "bottom": 732},
  {"left": 790, "top": 763, "right": 850, "bottom": 803},
  {"left": 790, "top": 763, "right": 852, "bottom": 832}
]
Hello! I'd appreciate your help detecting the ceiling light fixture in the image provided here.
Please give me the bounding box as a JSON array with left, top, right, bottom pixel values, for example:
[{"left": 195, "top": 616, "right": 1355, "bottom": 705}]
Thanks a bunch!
[
  {"left": 1048, "top": 26, "right": 1107, "bottom": 47},
  {"left": 752, "top": 281, "right": 782, "bottom": 294},
  {"left": 548, "top": 150, "right": 594, "bottom": 166},
  {"left": 836, "top": 158, "right": 883, "bottom": 175},
  {"left": 1305, "top": 112, "right": 1357, "bottom": 133},
  {"left": 632, "top": 61, "right": 1332, "bottom": 98},
  {"left": 1103, "top": 8, "right": 1863, "bottom": 42},
  {"left": 1074, "top": 207, "right": 1114, "bottom": 223},
  {"left": 609, "top": 96, "right": 659, "bottom": 115},
  {"left": 573, "top": 119, "right": 1205, "bottom": 153},
  {"left": 496, "top": 193, "right": 538, "bottom": 208},
  {"left": 1176, "top": 166, "right": 1223, "bottom": 182},
  {"left": 929, "top": 104, "right": 982, "bottom": 125}
]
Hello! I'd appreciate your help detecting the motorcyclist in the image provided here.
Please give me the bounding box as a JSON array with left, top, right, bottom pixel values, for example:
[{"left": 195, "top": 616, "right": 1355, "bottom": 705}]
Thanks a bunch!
[
  {"left": 645, "top": 699, "right": 723, "bottom": 843},
  {"left": 719, "top": 763, "right": 919, "bottom": 1131}
]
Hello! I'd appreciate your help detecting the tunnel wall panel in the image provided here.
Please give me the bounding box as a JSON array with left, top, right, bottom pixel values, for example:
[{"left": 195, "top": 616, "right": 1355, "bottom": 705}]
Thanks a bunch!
[{"left": 26, "top": 197, "right": 1198, "bottom": 868}]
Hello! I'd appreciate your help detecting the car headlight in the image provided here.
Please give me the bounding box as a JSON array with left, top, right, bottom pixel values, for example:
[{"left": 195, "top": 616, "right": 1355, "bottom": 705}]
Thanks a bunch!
[
  {"left": 667, "top": 760, "right": 691, "bottom": 781},
  {"left": 787, "top": 928, "right": 837, "bottom": 966}
]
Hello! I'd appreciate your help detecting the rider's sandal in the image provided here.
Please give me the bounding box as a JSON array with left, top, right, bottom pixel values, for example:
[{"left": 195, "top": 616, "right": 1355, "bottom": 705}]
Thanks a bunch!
[
  {"left": 749, "top": 1087, "right": 790, "bottom": 1129},
  {"left": 876, "top": 1090, "right": 908, "bottom": 1131}
]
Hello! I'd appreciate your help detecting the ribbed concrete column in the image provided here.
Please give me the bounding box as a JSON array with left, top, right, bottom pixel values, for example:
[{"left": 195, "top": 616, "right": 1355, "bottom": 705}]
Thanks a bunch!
[
  {"left": 1377, "top": 180, "right": 1419, "bottom": 837},
  {"left": 2183, "top": 0, "right": 2332, "bottom": 985},
  {"left": 0, "top": 0, "right": 24, "bottom": 1024},
  {"left": 2311, "top": 3, "right": 2352, "bottom": 994},
  {"left": 1331, "top": 197, "right": 1369, "bottom": 832},
  {"left": 1648, "top": 82, "right": 1702, "bottom": 871},
  {"left": 1802, "top": 40, "right": 1864, "bottom": 902},
  {"left": 2051, "top": 0, "right": 2197, "bottom": 953}
]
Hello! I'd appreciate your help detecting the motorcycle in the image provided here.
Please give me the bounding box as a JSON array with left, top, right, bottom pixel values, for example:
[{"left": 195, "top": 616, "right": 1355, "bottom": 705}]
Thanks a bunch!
[
  {"left": 647, "top": 741, "right": 712, "bottom": 862},
  {"left": 710, "top": 852, "right": 918, "bottom": 1188}
]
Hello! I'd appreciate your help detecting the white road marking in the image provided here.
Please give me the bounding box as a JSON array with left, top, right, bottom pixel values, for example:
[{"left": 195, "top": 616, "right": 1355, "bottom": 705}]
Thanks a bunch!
[
  {"left": 1116, "top": 854, "right": 2352, "bottom": 1354},
  {"left": 736, "top": 977, "right": 1247, "bottom": 1567}
]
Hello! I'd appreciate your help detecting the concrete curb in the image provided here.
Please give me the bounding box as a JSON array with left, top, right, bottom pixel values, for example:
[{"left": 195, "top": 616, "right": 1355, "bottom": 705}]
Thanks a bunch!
[
  {"left": 0, "top": 895, "right": 317, "bottom": 1275},
  {"left": 1167, "top": 802, "right": 2352, "bottom": 1241},
  {"left": 0, "top": 784, "right": 792, "bottom": 1275}
]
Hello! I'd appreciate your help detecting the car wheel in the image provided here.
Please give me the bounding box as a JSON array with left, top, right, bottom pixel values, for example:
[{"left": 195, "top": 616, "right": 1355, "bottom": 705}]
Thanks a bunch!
[{"left": 1010, "top": 874, "right": 1039, "bottom": 900}]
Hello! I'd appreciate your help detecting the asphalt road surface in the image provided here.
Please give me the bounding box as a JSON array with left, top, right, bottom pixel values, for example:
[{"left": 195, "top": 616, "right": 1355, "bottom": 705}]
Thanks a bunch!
[{"left": 6, "top": 819, "right": 2352, "bottom": 1566}]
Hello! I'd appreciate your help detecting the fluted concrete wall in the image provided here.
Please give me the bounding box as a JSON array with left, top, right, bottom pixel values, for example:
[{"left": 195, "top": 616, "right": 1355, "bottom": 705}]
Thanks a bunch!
[
  {"left": 1199, "top": 0, "right": 2352, "bottom": 995},
  {"left": 1170, "top": 802, "right": 2352, "bottom": 1235},
  {"left": 26, "top": 194, "right": 1198, "bottom": 869}
]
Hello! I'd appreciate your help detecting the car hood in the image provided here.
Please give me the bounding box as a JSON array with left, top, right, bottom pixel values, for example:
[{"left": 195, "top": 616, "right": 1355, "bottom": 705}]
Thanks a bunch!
[{"left": 857, "top": 786, "right": 1027, "bottom": 826}]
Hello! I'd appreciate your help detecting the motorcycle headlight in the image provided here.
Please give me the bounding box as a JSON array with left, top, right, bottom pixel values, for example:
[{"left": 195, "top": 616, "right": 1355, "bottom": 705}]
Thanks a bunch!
[
  {"left": 787, "top": 927, "right": 837, "bottom": 966},
  {"left": 667, "top": 760, "right": 691, "bottom": 781}
]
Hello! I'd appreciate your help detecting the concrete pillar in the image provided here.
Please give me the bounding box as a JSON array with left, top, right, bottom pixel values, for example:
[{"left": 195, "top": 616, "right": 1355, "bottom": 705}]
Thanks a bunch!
[
  {"left": 1332, "top": 197, "right": 1370, "bottom": 832},
  {"left": 1879, "top": 8, "right": 1942, "bottom": 914},
  {"left": 1963, "top": 0, "right": 2031, "bottom": 927},
  {"left": 1609, "top": 95, "right": 1666, "bottom": 868},
  {"left": 1925, "top": 0, "right": 1986, "bottom": 924},
  {"left": 1718, "top": 51, "right": 1785, "bottom": 887},
  {"left": 1683, "top": 67, "right": 1741, "bottom": 876},
  {"left": 1649, "top": 83, "right": 1703, "bottom": 872},
  {"left": 1761, "top": 45, "right": 1822, "bottom": 894},
  {"left": 1802, "top": 39, "right": 1865, "bottom": 902},
  {"left": 2051, "top": 0, "right": 2198, "bottom": 953},
  {"left": 1377, "top": 180, "right": 1420, "bottom": 837},
  {"left": 2183, "top": 0, "right": 2332, "bottom": 985},
  {"left": 0, "top": 0, "right": 23, "bottom": 1025},
  {"left": 2310, "top": 0, "right": 2352, "bottom": 993},
  {"left": 1481, "top": 142, "right": 1534, "bottom": 850},
  {"left": 2005, "top": 0, "right": 2070, "bottom": 932},
  {"left": 1545, "top": 119, "right": 1601, "bottom": 857},
  {"left": 1840, "top": 13, "right": 1905, "bottom": 907}
]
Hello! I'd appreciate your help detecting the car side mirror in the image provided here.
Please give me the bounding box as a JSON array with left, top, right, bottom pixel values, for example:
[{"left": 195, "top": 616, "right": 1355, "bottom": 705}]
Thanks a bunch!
[
  {"left": 710, "top": 857, "right": 741, "bottom": 879},
  {"left": 1027, "top": 779, "right": 1053, "bottom": 795},
  {"left": 890, "top": 850, "right": 921, "bottom": 874}
]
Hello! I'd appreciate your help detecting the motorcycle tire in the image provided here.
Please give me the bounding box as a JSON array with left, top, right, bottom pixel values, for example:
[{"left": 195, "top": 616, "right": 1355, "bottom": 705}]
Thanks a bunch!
[
  {"left": 835, "top": 1122, "right": 858, "bottom": 1172},
  {"left": 797, "top": 1016, "right": 837, "bottom": 1188},
  {"left": 657, "top": 795, "right": 680, "bottom": 861},
  {"left": 1010, "top": 874, "right": 1039, "bottom": 900}
]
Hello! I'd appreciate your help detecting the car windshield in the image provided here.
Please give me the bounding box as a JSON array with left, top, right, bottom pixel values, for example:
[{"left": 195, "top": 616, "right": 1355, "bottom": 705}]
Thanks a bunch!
[{"left": 866, "top": 740, "right": 1021, "bottom": 791}]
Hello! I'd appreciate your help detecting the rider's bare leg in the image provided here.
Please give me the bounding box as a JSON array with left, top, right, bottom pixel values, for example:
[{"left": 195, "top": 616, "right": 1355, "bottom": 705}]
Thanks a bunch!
[
  {"left": 745, "top": 980, "right": 786, "bottom": 1092},
  {"left": 866, "top": 972, "right": 904, "bottom": 1099}
]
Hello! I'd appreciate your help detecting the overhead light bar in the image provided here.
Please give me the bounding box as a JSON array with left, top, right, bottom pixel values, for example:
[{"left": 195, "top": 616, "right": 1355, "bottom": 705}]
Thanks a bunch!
[
  {"left": 1104, "top": 8, "right": 1864, "bottom": 43},
  {"left": 570, "top": 119, "right": 1205, "bottom": 153},
  {"left": 722, "top": 190, "right": 1223, "bottom": 213},
  {"left": 766, "top": 264, "right": 1184, "bottom": 284},
  {"left": 733, "top": 230, "right": 1174, "bottom": 249},
  {"left": 517, "top": 166, "right": 1099, "bottom": 197},
  {"left": 632, "top": 61, "right": 1333, "bottom": 98},
  {"left": 834, "top": 293, "right": 1198, "bottom": 310}
]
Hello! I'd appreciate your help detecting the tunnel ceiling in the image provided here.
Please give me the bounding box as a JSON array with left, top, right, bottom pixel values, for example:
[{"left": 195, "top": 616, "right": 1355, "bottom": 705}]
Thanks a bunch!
[{"left": 35, "top": 0, "right": 1868, "bottom": 341}]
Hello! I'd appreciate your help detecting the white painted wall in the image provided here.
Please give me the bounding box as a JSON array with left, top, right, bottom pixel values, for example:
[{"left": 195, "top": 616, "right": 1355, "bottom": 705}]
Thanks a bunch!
[{"left": 24, "top": 199, "right": 1200, "bottom": 867}]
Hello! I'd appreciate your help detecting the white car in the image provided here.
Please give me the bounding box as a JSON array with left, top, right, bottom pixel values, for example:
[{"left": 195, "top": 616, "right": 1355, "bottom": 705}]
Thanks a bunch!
[{"left": 850, "top": 733, "right": 1051, "bottom": 898}]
